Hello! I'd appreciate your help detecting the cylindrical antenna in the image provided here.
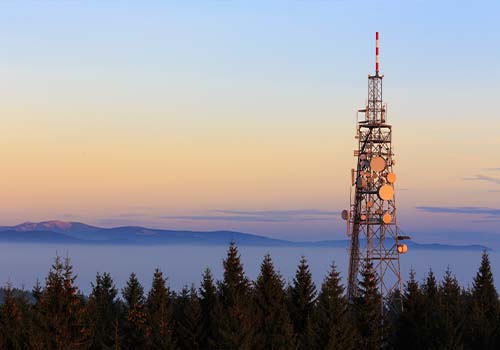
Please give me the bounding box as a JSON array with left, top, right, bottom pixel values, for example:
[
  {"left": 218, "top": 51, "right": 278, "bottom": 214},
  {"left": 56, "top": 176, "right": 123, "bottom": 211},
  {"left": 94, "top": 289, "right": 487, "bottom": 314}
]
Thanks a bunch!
[{"left": 376, "top": 32, "right": 379, "bottom": 74}]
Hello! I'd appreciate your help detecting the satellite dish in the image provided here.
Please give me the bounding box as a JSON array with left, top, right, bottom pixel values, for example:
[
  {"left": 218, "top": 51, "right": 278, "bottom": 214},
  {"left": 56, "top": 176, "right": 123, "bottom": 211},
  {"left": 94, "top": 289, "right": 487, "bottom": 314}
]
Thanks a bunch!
[
  {"left": 382, "top": 213, "right": 392, "bottom": 224},
  {"left": 341, "top": 210, "right": 349, "bottom": 220},
  {"left": 378, "top": 184, "right": 394, "bottom": 200},
  {"left": 397, "top": 244, "right": 408, "bottom": 254},
  {"left": 370, "top": 156, "right": 386, "bottom": 172},
  {"left": 387, "top": 173, "right": 397, "bottom": 183}
]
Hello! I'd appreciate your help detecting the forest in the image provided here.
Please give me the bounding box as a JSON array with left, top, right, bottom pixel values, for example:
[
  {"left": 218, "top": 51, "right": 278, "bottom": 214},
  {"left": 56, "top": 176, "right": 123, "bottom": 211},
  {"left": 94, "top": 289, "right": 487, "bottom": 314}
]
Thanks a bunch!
[{"left": 0, "top": 242, "right": 499, "bottom": 350}]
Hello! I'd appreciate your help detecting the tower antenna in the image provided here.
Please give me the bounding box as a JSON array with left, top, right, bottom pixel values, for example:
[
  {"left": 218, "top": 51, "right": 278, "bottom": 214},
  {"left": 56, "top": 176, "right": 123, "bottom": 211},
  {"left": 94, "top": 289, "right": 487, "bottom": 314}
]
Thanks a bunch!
[{"left": 343, "top": 32, "right": 409, "bottom": 315}]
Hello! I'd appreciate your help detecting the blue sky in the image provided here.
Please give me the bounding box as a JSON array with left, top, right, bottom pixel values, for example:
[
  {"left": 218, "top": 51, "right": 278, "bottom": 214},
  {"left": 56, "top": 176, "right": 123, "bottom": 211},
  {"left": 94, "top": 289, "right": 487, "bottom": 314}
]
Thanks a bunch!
[{"left": 0, "top": 1, "right": 499, "bottom": 244}]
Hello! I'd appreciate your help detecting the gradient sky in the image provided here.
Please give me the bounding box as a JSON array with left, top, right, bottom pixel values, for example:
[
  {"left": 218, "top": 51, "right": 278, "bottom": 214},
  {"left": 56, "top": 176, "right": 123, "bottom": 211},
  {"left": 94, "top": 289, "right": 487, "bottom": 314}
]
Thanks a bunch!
[{"left": 0, "top": 1, "right": 499, "bottom": 243}]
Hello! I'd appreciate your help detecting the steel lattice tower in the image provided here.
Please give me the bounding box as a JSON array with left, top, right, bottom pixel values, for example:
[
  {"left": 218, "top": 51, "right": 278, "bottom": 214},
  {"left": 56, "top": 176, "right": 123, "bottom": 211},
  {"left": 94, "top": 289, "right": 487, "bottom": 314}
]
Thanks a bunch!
[{"left": 343, "top": 32, "right": 409, "bottom": 309}]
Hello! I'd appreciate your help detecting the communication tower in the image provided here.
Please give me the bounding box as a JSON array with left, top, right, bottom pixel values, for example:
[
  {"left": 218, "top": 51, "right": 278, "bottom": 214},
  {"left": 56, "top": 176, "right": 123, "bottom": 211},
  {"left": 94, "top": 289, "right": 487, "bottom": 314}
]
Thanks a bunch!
[{"left": 342, "top": 32, "right": 409, "bottom": 310}]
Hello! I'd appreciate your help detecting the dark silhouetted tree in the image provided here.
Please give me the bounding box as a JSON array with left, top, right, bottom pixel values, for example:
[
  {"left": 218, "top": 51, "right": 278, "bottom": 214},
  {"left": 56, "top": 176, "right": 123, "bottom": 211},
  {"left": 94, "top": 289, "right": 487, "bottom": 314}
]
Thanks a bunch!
[
  {"left": 313, "top": 262, "right": 357, "bottom": 350},
  {"left": 33, "top": 256, "right": 85, "bottom": 349},
  {"left": 288, "top": 256, "right": 317, "bottom": 350},
  {"left": 354, "top": 259, "right": 384, "bottom": 350},
  {"left": 253, "top": 254, "right": 296, "bottom": 350},
  {"left": 465, "top": 251, "right": 500, "bottom": 350},
  {"left": 439, "top": 268, "right": 465, "bottom": 350},
  {"left": 174, "top": 285, "right": 202, "bottom": 350},
  {"left": 394, "top": 269, "right": 426, "bottom": 349},
  {"left": 199, "top": 268, "right": 217, "bottom": 349},
  {"left": 86, "top": 272, "right": 120, "bottom": 350},
  {"left": 146, "top": 268, "right": 176, "bottom": 350},
  {"left": 0, "top": 283, "right": 26, "bottom": 350},
  {"left": 214, "top": 242, "right": 253, "bottom": 349},
  {"left": 29, "top": 280, "right": 45, "bottom": 350},
  {"left": 122, "top": 273, "right": 147, "bottom": 350},
  {"left": 420, "top": 269, "right": 445, "bottom": 350}
]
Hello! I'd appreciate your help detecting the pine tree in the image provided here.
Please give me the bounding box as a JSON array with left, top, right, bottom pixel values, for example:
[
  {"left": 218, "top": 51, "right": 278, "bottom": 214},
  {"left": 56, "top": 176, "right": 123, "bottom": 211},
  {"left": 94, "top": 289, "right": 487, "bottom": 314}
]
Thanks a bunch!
[
  {"left": 420, "top": 269, "right": 445, "bottom": 350},
  {"left": 288, "top": 256, "right": 317, "bottom": 350},
  {"left": 354, "top": 259, "right": 384, "bottom": 350},
  {"left": 252, "top": 254, "right": 296, "bottom": 350},
  {"left": 122, "top": 273, "right": 147, "bottom": 350},
  {"left": 0, "top": 283, "right": 25, "bottom": 350},
  {"left": 15, "top": 288, "right": 34, "bottom": 350},
  {"left": 199, "top": 268, "right": 217, "bottom": 349},
  {"left": 465, "top": 251, "right": 500, "bottom": 350},
  {"left": 394, "top": 270, "right": 426, "bottom": 350},
  {"left": 174, "top": 285, "right": 202, "bottom": 350},
  {"left": 385, "top": 287, "right": 403, "bottom": 347},
  {"left": 33, "top": 256, "right": 86, "bottom": 350},
  {"left": 438, "top": 268, "right": 464, "bottom": 350},
  {"left": 32, "top": 279, "right": 43, "bottom": 302},
  {"left": 86, "top": 272, "right": 120, "bottom": 350},
  {"left": 214, "top": 241, "right": 253, "bottom": 349},
  {"left": 29, "top": 280, "right": 46, "bottom": 350},
  {"left": 146, "top": 268, "right": 176, "bottom": 350},
  {"left": 64, "top": 256, "right": 86, "bottom": 349},
  {"left": 313, "top": 262, "right": 356, "bottom": 350}
]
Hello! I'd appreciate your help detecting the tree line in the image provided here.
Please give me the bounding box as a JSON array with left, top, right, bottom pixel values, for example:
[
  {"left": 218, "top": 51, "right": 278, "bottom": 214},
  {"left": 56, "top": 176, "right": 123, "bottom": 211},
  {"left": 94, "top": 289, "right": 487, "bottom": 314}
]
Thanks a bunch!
[{"left": 1, "top": 242, "right": 499, "bottom": 350}]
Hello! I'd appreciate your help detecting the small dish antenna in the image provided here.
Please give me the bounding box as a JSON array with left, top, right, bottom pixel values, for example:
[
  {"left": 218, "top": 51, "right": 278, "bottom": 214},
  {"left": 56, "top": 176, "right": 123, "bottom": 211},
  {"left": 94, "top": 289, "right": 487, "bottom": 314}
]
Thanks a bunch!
[
  {"left": 382, "top": 213, "right": 392, "bottom": 224},
  {"left": 370, "top": 156, "right": 386, "bottom": 172},
  {"left": 378, "top": 184, "right": 394, "bottom": 200},
  {"left": 386, "top": 173, "right": 397, "bottom": 183}
]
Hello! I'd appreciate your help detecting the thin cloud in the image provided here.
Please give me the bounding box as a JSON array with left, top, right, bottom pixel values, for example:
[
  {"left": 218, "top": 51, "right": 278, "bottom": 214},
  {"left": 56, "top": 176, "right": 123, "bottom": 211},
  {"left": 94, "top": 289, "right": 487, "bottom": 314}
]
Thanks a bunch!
[
  {"left": 160, "top": 209, "right": 339, "bottom": 223},
  {"left": 483, "top": 167, "right": 500, "bottom": 171},
  {"left": 214, "top": 209, "right": 339, "bottom": 216},
  {"left": 416, "top": 206, "right": 500, "bottom": 217},
  {"left": 115, "top": 213, "right": 146, "bottom": 218},
  {"left": 160, "top": 215, "right": 287, "bottom": 223},
  {"left": 462, "top": 175, "right": 500, "bottom": 185}
]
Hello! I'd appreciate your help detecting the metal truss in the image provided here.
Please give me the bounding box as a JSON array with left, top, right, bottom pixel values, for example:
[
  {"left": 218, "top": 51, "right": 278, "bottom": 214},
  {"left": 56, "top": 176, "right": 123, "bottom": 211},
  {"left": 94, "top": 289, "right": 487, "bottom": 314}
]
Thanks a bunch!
[{"left": 346, "top": 72, "right": 406, "bottom": 313}]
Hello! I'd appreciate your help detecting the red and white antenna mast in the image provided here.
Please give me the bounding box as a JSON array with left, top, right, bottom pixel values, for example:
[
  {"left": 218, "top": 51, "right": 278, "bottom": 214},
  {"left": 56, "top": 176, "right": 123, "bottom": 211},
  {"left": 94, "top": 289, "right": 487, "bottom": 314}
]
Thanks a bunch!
[{"left": 344, "top": 32, "right": 408, "bottom": 314}]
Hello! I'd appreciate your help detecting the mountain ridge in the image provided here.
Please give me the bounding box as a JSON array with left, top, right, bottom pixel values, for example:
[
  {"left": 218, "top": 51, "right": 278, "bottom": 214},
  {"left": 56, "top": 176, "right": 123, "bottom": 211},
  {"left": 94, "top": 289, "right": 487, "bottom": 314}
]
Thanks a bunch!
[{"left": 0, "top": 220, "right": 490, "bottom": 251}]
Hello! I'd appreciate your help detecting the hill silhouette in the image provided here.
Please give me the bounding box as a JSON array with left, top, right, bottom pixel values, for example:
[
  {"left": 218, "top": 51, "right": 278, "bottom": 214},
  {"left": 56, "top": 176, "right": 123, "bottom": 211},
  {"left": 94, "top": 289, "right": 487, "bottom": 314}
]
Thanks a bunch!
[{"left": 0, "top": 220, "right": 489, "bottom": 250}]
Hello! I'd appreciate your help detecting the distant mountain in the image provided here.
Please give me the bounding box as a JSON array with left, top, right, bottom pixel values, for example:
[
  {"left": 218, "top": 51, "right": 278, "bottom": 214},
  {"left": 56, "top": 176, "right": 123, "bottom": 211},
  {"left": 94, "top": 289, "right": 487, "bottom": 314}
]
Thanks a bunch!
[
  {"left": 0, "top": 220, "right": 296, "bottom": 246},
  {"left": 4, "top": 221, "right": 104, "bottom": 240},
  {"left": 0, "top": 220, "right": 490, "bottom": 251}
]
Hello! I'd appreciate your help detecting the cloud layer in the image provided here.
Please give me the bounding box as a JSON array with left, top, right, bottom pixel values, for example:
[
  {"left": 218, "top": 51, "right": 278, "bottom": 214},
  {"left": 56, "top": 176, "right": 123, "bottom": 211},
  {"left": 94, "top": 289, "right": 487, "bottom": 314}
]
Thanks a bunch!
[
  {"left": 161, "top": 209, "right": 339, "bottom": 223},
  {"left": 462, "top": 175, "right": 500, "bottom": 185},
  {"left": 416, "top": 206, "right": 500, "bottom": 218},
  {"left": 483, "top": 168, "right": 500, "bottom": 172}
]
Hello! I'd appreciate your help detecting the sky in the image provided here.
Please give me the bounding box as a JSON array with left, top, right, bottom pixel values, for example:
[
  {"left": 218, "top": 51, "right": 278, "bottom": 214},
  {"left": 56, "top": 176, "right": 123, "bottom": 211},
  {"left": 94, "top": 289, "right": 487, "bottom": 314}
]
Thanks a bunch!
[{"left": 0, "top": 1, "right": 498, "bottom": 244}]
